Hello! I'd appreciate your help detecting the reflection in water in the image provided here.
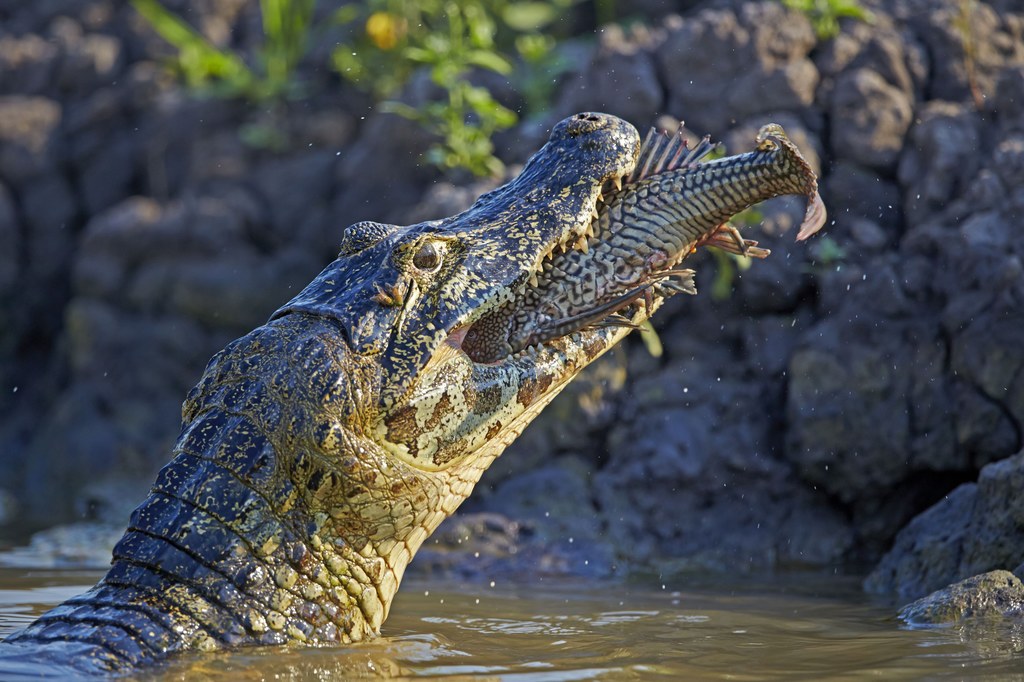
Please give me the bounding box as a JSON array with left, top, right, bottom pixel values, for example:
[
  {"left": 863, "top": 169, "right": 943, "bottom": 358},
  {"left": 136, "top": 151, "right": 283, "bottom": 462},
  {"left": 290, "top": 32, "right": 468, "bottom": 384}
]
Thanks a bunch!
[{"left": 1, "top": 568, "right": 1023, "bottom": 680}]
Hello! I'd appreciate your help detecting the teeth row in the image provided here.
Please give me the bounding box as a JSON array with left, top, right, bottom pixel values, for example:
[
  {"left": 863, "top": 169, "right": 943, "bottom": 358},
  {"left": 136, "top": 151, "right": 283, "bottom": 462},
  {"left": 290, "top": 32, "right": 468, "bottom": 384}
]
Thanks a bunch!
[
  {"left": 504, "top": 343, "right": 545, "bottom": 363},
  {"left": 528, "top": 170, "right": 628, "bottom": 285}
]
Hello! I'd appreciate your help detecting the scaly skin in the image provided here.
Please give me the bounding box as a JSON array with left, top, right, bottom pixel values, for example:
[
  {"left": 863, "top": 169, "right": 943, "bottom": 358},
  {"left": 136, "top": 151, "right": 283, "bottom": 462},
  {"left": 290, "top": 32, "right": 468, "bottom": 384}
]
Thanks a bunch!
[{"left": 0, "top": 113, "right": 823, "bottom": 674}]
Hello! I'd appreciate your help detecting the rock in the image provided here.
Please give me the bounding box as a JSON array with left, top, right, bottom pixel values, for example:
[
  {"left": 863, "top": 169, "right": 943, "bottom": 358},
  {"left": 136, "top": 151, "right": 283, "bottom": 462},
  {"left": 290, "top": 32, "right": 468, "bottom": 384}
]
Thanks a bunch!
[
  {"left": 591, "top": 352, "right": 854, "bottom": 571},
  {"left": 849, "top": 218, "right": 891, "bottom": 251},
  {"left": 950, "top": 302, "right": 1024, "bottom": 436},
  {"left": 472, "top": 456, "right": 617, "bottom": 577},
  {"left": 866, "top": 452, "right": 1024, "bottom": 600},
  {"left": 333, "top": 99, "right": 439, "bottom": 226},
  {"left": 250, "top": 151, "right": 338, "bottom": 253},
  {"left": 906, "top": 2, "right": 1024, "bottom": 104},
  {"left": 823, "top": 161, "right": 903, "bottom": 233},
  {"left": 830, "top": 68, "right": 913, "bottom": 170},
  {"left": 77, "top": 128, "right": 138, "bottom": 216},
  {"left": 556, "top": 24, "right": 663, "bottom": 125},
  {"left": 0, "top": 522, "right": 124, "bottom": 569},
  {"left": 658, "top": 2, "right": 818, "bottom": 137},
  {"left": 0, "top": 95, "right": 62, "bottom": 183},
  {"left": 0, "top": 182, "right": 18, "bottom": 295},
  {"left": 787, "top": 314, "right": 967, "bottom": 553},
  {"left": 409, "top": 512, "right": 528, "bottom": 579},
  {"left": 900, "top": 570, "right": 1024, "bottom": 625},
  {"left": 72, "top": 196, "right": 164, "bottom": 299},
  {"left": 0, "top": 489, "right": 16, "bottom": 527},
  {"left": 20, "top": 173, "right": 78, "bottom": 284},
  {"left": 485, "top": 456, "right": 601, "bottom": 545},
  {"left": 815, "top": 19, "right": 928, "bottom": 103},
  {"left": 0, "top": 34, "right": 59, "bottom": 95},
  {"left": 992, "top": 66, "right": 1024, "bottom": 132},
  {"left": 953, "top": 383, "right": 1020, "bottom": 469},
  {"left": 51, "top": 23, "right": 124, "bottom": 96},
  {"left": 898, "top": 101, "right": 981, "bottom": 226}
]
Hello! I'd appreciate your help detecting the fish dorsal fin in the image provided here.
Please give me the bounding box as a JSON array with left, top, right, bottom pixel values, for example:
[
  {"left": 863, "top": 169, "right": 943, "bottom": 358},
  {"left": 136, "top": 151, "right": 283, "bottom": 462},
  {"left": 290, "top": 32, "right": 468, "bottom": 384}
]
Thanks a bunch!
[{"left": 627, "top": 124, "right": 716, "bottom": 184}]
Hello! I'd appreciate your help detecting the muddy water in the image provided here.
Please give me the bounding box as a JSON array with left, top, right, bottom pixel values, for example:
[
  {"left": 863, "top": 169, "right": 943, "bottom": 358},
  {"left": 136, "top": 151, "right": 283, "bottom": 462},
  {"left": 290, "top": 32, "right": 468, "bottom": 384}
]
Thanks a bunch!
[{"left": 1, "top": 567, "right": 1023, "bottom": 680}]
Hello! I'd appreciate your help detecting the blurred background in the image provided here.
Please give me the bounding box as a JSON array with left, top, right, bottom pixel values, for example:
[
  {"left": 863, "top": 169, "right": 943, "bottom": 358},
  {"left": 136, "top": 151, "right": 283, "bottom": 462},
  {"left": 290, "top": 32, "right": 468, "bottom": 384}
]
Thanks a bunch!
[{"left": 0, "top": 0, "right": 1022, "bottom": 601}]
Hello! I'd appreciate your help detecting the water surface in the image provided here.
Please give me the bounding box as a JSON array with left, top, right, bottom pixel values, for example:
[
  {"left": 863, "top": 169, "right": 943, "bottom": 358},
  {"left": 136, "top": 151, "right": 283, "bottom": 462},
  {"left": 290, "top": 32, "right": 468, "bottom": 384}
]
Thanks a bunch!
[{"left": 1, "top": 567, "right": 1022, "bottom": 680}]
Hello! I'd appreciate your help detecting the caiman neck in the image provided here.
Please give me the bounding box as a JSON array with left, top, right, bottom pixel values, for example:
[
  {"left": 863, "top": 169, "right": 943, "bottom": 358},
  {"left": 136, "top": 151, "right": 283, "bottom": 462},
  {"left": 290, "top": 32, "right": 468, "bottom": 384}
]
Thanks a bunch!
[
  {"left": 135, "top": 312, "right": 495, "bottom": 650},
  {"left": 9, "top": 313, "right": 496, "bottom": 671}
]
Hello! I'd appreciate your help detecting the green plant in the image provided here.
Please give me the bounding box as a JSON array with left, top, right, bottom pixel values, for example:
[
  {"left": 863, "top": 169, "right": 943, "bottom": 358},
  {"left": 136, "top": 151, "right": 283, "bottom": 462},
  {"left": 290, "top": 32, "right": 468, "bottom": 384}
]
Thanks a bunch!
[
  {"left": 709, "top": 246, "right": 755, "bottom": 301},
  {"left": 812, "top": 235, "right": 846, "bottom": 265},
  {"left": 781, "top": 0, "right": 873, "bottom": 40},
  {"left": 331, "top": 0, "right": 573, "bottom": 176},
  {"left": 706, "top": 207, "right": 761, "bottom": 301},
  {"left": 377, "top": 2, "right": 518, "bottom": 176},
  {"left": 131, "top": 0, "right": 315, "bottom": 100},
  {"left": 637, "top": 319, "right": 663, "bottom": 358}
]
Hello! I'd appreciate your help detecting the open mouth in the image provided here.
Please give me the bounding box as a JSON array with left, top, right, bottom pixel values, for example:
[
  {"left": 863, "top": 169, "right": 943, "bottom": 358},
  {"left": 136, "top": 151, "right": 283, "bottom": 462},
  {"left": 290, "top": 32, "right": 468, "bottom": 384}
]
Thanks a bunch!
[
  {"left": 445, "top": 122, "right": 825, "bottom": 368},
  {"left": 448, "top": 168, "right": 635, "bottom": 366}
]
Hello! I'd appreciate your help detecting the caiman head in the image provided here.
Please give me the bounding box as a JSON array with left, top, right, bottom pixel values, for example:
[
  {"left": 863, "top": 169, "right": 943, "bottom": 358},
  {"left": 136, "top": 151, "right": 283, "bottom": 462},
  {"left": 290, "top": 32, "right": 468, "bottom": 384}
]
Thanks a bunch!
[{"left": 275, "top": 112, "right": 644, "bottom": 474}]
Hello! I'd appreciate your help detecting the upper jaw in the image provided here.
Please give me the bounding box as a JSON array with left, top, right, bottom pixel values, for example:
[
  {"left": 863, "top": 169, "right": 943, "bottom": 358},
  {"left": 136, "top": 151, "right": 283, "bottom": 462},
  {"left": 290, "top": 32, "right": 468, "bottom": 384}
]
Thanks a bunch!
[{"left": 447, "top": 161, "right": 637, "bottom": 366}]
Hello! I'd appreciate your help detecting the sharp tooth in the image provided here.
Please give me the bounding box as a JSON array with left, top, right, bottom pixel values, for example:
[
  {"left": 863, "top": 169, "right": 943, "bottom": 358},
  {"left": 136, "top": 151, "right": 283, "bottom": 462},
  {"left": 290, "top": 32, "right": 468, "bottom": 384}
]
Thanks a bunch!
[
  {"left": 597, "top": 190, "right": 605, "bottom": 204},
  {"left": 529, "top": 272, "right": 539, "bottom": 288},
  {"left": 614, "top": 175, "right": 622, "bottom": 191},
  {"left": 591, "top": 207, "right": 600, "bottom": 221},
  {"left": 576, "top": 236, "right": 588, "bottom": 253}
]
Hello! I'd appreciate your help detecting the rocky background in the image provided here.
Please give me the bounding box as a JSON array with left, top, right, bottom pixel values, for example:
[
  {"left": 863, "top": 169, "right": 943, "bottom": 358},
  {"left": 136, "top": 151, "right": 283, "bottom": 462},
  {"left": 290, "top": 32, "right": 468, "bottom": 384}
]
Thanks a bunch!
[{"left": 1, "top": 0, "right": 1023, "bottom": 604}]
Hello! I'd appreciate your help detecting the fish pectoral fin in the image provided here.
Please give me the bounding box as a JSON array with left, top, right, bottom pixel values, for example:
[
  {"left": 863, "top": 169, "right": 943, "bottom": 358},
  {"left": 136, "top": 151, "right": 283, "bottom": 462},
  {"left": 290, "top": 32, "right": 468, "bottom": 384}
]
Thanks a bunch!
[
  {"left": 704, "top": 224, "right": 771, "bottom": 259},
  {"left": 652, "top": 268, "right": 698, "bottom": 297}
]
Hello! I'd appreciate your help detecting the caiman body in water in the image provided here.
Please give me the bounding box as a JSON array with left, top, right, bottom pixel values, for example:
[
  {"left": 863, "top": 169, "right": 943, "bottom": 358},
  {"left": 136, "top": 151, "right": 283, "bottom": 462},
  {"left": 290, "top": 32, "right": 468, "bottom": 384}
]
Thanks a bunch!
[{"left": 0, "top": 113, "right": 823, "bottom": 674}]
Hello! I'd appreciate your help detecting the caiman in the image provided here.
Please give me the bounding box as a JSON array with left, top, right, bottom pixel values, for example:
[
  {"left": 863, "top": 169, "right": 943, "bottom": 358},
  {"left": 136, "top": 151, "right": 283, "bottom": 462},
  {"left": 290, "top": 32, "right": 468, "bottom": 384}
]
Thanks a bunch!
[{"left": 0, "top": 112, "right": 824, "bottom": 675}]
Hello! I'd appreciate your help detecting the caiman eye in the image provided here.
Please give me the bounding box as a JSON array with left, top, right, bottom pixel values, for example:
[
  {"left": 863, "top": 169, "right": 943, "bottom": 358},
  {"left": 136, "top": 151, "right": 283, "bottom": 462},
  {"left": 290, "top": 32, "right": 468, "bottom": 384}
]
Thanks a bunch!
[{"left": 412, "top": 241, "right": 443, "bottom": 272}]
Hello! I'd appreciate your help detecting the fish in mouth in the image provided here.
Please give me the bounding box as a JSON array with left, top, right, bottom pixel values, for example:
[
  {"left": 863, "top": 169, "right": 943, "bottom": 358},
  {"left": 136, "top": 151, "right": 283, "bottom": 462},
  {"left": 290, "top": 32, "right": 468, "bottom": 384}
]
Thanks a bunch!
[{"left": 459, "top": 122, "right": 826, "bottom": 365}]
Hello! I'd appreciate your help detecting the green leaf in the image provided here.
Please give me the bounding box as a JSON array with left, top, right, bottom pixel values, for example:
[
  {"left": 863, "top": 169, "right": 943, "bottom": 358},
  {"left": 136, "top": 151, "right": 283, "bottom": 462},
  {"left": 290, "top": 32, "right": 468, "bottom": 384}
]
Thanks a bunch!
[
  {"left": 502, "top": 2, "right": 558, "bottom": 31},
  {"left": 379, "top": 100, "right": 423, "bottom": 121},
  {"left": 403, "top": 46, "right": 438, "bottom": 63},
  {"left": 466, "top": 49, "right": 513, "bottom": 74},
  {"left": 515, "top": 33, "right": 554, "bottom": 62},
  {"left": 638, "top": 320, "right": 663, "bottom": 358}
]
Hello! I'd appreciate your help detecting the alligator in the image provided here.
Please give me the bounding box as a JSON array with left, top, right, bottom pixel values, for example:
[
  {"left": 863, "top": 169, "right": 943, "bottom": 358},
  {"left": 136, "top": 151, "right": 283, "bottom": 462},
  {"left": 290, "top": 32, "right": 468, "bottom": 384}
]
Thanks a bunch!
[{"left": 0, "top": 112, "right": 824, "bottom": 675}]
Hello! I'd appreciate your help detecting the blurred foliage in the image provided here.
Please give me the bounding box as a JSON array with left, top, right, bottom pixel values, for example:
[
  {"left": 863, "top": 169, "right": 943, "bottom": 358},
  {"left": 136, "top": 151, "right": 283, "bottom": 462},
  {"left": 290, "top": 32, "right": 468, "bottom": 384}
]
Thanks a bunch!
[
  {"left": 811, "top": 234, "right": 847, "bottom": 266},
  {"left": 638, "top": 319, "right": 663, "bottom": 358},
  {"left": 370, "top": 2, "right": 518, "bottom": 177},
  {"left": 781, "top": 0, "right": 873, "bottom": 40},
  {"left": 131, "top": 0, "right": 315, "bottom": 100},
  {"left": 133, "top": 0, "right": 578, "bottom": 173},
  {"left": 332, "top": 0, "right": 575, "bottom": 176}
]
